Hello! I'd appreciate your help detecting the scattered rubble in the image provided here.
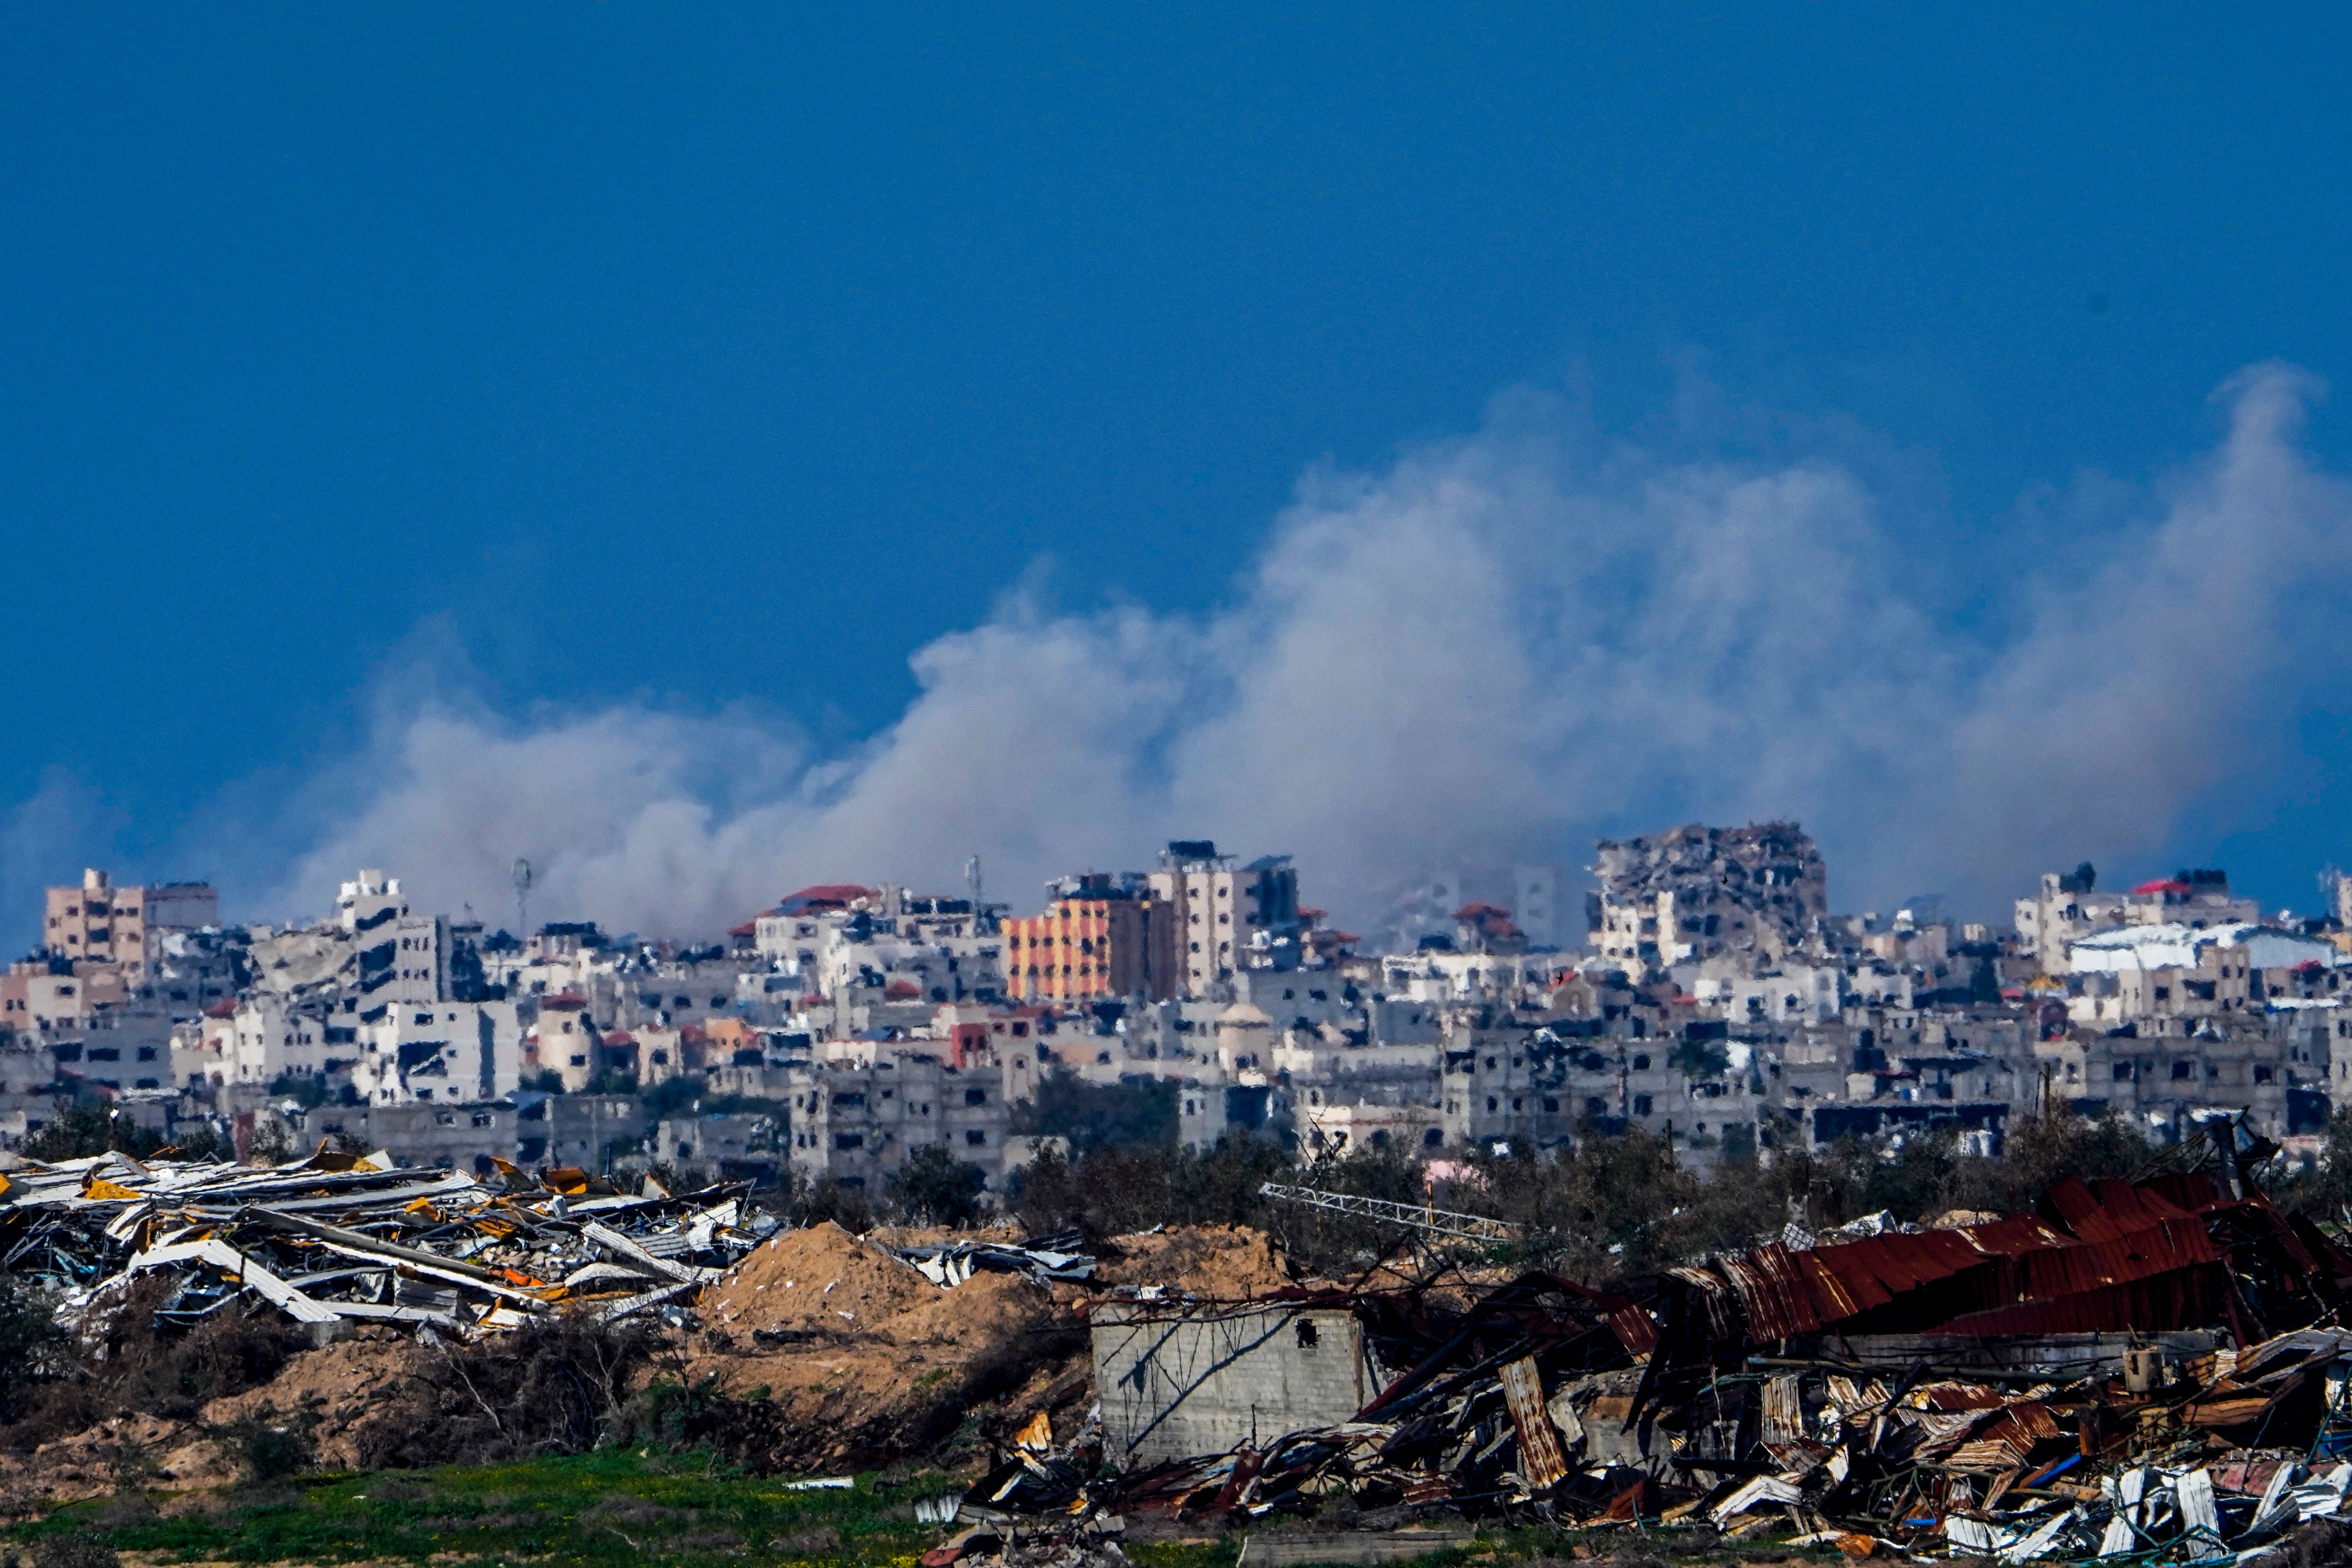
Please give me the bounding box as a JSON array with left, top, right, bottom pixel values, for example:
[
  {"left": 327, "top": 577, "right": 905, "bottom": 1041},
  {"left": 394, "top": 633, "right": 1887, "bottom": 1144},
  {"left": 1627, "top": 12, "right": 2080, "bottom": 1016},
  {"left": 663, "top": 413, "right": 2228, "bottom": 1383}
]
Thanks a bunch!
[
  {"left": 1592, "top": 822, "right": 1829, "bottom": 963},
  {"left": 897, "top": 1229, "right": 1096, "bottom": 1287},
  {"left": 25, "top": 1127, "right": 2352, "bottom": 1568},
  {"left": 0, "top": 1145, "right": 771, "bottom": 1338},
  {"left": 962, "top": 1135, "right": 2352, "bottom": 1567}
]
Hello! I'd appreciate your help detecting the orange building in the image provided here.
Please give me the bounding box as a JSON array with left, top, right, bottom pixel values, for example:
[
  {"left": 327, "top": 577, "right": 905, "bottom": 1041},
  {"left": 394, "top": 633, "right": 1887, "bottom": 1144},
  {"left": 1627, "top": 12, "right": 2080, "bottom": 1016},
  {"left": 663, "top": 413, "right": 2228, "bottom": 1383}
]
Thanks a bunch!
[{"left": 1003, "top": 887, "right": 1176, "bottom": 1001}]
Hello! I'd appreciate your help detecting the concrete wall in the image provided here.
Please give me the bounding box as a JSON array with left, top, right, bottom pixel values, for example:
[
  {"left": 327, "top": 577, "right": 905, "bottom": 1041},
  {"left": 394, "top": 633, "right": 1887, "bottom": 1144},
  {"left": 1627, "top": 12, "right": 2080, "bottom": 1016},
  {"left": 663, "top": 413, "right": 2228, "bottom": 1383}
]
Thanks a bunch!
[{"left": 1091, "top": 1304, "right": 1377, "bottom": 1462}]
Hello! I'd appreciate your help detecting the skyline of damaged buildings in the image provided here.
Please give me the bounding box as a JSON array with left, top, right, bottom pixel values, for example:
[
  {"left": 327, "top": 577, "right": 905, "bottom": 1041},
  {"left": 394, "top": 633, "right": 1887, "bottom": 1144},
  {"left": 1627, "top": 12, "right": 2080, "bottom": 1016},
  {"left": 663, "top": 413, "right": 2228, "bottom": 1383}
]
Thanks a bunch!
[{"left": 3, "top": 821, "right": 2349, "bottom": 1196}]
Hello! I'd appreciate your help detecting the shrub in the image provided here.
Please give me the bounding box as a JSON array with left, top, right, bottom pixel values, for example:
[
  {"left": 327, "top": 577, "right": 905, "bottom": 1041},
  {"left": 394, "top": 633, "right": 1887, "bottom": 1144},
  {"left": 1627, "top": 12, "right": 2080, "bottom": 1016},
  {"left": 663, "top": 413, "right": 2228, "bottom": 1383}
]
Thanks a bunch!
[
  {"left": 245, "top": 1119, "right": 296, "bottom": 1166},
  {"left": 787, "top": 1175, "right": 877, "bottom": 1233},
  {"left": 0, "top": 1274, "right": 65, "bottom": 1423},
  {"left": 1666, "top": 1039, "right": 1732, "bottom": 1080},
  {"left": 266, "top": 1073, "right": 330, "bottom": 1109},
  {"left": 1, "top": 1277, "right": 294, "bottom": 1447},
  {"left": 218, "top": 1400, "right": 320, "bottom": 1483},
  {"left": 615, "top": 1372, "right": 786, "bottom": 1469},
  {"left": 2280, "top": 1109, "right": 2352, "bottom": 1218},
  {"left": 30, "top": 1530, "right": 118, "bottom": 1568},
  {"left": 22, "top": 1102, "right": 165, "bottom": 1163},
  {"left": 1008, "top": 1070, "right": 1177, "bottom": 1153},
  {"left": 349, "top": 1311, "right": 654, "bottom": 1469},
  {"left": 166, "top": 1122, "right": 229, "bottom": 1162},
  {"left": 885, "top": 1144, "right": 988, "bottom": 1227}
]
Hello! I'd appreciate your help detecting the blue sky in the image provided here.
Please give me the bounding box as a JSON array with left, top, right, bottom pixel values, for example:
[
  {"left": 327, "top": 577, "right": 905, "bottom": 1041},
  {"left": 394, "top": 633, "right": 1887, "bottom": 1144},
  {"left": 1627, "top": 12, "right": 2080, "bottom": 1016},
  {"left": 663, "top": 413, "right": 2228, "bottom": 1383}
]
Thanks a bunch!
[{"left": 5, "top": 6, "right": 2352, "bottom": 936}]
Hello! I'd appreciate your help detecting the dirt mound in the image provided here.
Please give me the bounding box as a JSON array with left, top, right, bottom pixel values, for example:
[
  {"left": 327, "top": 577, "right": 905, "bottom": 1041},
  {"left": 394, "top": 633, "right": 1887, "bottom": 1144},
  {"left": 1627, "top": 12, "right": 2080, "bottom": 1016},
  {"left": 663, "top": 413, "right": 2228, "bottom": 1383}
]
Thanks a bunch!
[
  {"left": 690, "top": 1223, "right": 1083, "bottom": 1469},
  {"left": 199, "top": 1331, "right": 431, "bottom": 1472},
  {"left": 704, "top": 1220, "right": 940, "bottom": 1334},
  {"left": 862, "top": 1221, "right": 1023, "bottom": 1250},
  {"left": 685, "top": 1222, "right": 1299, "bottom": 1467},
  {"left": 0, "top": 1412, "right": 234, "bottom": 1516},
  {"left": 1098, "top": 1225, "right": 1294, "bottom": 1298}
]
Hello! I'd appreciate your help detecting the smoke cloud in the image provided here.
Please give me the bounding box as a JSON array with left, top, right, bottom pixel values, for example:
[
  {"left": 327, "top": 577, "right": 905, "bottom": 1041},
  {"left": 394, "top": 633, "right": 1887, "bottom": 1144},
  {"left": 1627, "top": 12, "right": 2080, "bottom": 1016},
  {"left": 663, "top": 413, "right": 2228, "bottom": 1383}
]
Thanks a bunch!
[
  {"left": 0, "top": 771, "right": 119, "bottom": 953},
  {"left": 147, "top": 364, "right": 2352, "bottom": 938}
]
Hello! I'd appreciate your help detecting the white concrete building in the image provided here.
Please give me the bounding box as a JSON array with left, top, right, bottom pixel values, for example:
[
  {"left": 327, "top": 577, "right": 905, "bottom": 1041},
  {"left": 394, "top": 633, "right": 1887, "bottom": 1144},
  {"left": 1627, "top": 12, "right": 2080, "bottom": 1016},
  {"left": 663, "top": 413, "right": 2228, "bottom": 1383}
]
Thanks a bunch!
[
  {"left": 224, "top": 994, "right": 333, "bottom": 1085},
  {"left": 1148, "top": 843, "right": 1300, "bottom": 995},
  {"left": 354, "top": 999, "right": 531, "bottom": 1104},
  {"left": 340, "top": 870, "right": 448, "bottom": 1005},
  {"left": 2017, "top": 868, "right": 2261, "bottom": 974}
]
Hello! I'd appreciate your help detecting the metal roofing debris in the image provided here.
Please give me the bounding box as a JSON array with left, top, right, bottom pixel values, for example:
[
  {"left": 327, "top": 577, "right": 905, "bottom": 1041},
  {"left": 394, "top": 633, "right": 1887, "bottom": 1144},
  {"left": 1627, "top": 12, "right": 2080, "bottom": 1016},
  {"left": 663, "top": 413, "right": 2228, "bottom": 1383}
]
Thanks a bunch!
[
  {"left": 895, "top": 1228, "right": 1096, "bottom": 1287},
  {"left": 950, "top": 1145, "right": 2352, "bottom": 1563},
  {"left": 0, "top": 1142, "right": 776, "bottom": 1338}
]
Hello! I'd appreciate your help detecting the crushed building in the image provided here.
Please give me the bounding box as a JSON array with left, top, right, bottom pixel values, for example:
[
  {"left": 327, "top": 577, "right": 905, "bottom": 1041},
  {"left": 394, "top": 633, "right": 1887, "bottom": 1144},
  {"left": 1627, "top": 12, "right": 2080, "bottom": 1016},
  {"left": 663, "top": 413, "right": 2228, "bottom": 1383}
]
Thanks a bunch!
[{"left": 1591, "top": 822, "right": 1829, "bottom": 969}]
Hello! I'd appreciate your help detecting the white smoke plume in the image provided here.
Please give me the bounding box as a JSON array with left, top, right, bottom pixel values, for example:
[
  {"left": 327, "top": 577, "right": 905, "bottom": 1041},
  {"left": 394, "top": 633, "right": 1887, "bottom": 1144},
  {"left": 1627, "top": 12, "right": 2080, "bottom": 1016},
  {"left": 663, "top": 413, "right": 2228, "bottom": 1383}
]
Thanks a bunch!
[
  {"left": 197, "top": 363, "right": 2352, "bottom": 937},
  {"left": 0, "top": 771, "right": 119, "bottom": 952}
]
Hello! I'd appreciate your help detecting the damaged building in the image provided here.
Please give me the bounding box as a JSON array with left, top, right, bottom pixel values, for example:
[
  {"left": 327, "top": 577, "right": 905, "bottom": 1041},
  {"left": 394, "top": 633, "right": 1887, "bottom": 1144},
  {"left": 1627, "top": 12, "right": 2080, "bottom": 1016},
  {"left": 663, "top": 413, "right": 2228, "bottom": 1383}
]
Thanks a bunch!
[{"left": 1590, "top": 822, "right": 1829, "bottom": 969}]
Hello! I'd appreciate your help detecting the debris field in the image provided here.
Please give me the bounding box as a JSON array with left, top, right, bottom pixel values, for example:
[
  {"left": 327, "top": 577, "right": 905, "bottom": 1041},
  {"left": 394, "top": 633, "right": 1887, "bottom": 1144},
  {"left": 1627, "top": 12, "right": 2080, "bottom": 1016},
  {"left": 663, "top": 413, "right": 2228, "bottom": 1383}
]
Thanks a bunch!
[
  {"left": 953, "top": 1128, "right": 2352, "bottom": 1568},
  {"left": 15, "top": 1124, "right": 2352, "bottom": 1568},
  {"left": 0, "top": 1144, "right": 770, "bottom": 1336}
]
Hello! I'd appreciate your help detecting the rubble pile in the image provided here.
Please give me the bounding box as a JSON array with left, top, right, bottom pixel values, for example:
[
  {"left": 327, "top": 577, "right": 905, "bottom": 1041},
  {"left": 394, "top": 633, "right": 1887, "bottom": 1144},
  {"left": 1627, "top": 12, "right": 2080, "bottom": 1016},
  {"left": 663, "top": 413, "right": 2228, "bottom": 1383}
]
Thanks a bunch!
[
  {"left": 1101, "top": 1269, "right": 1656, "bottom": 1520},
  {"left": 975, "top": 1143, "right": 2352, "bottom": 1565},
  {"left": 4, "top": 1185, "right": 1343, "bottom": 1486},
  {"left": 0, "top": 1145, "right": 773, "bottom": 1336},
  {"left": 1591, "top": 820, "right": 1828, "bottom": 959},
  {"left": 923, "top": 1515, "right": 1130, "bottom": 1568},
  {"left": 897, "top": 1229, "right": 1097, "bottom": 1288},
  {"left": 1592, "top": 822, "right": 1826, "bottom": 908}
]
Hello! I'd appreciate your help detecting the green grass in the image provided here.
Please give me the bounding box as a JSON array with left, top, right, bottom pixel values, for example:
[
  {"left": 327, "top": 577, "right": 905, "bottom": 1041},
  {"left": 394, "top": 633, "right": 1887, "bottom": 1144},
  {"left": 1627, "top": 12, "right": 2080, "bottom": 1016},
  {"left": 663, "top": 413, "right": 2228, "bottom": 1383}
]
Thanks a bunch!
[
  {"left": 1126, "top": 1542, "right": 1242, "bottom": 1568},
  {"left": 8, "top": 1453, "right": 1849, "bottom": 1568},
  {"left": 14, "top": 1451, "right": 972, "bottom": 1568}
]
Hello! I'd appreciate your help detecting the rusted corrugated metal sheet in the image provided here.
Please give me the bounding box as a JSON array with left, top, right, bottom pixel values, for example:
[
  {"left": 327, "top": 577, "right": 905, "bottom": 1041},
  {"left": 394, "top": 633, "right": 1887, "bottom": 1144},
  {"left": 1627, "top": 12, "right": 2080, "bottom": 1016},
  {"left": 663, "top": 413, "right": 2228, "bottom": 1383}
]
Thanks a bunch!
[
  {"left": 1498, "top": 1356, "right": 1567, "bottom": 1491},
  {"left": 1959, "top": 1215, "right": 2071, "bottom": 1254},
  {"left": 2042, "top": 1176, "right": 2196, "bottom": 1243},
  {"left": 1692, "top": 1170, "right": 2256, "bottom": 1348},
  {"left": 1721, "top": 1244, "right": 1820, "bottom": 1340},
  {"left": 2006, "top": 1224, "right": 2213, "bottom": 1304},
  {"left": 2139, "top": 1169, "right": 2225, "bottom": 1214},
  {"left": 1980, "top": 1400, "right": 2062, "bottom": 1444},
  {"left": 1947, "top": 1436, "right": 2030, "bottom": 1471},
  {"left": 1760, "top": 1240, "right": 1838, "bottom": 1336},
  {"left": 1606, "top": 1303, "right": 1660, "bottom": 1353},
  {"left": 1667, "top": 1265, "right": 1742, "bottom": 1340},
  {"left": 1793, "top": 1246, "right": 1877, "bottom": 1320},
  {"left": 1816, "top": 1228, "right": 1980, "bottom": 1300},
  {"left": 1931, "top": 1264, "right": 2231, "bottom": 1337},
  {"left": 1917, "top": 1382, "right": 2005, "bottom": 1411}
]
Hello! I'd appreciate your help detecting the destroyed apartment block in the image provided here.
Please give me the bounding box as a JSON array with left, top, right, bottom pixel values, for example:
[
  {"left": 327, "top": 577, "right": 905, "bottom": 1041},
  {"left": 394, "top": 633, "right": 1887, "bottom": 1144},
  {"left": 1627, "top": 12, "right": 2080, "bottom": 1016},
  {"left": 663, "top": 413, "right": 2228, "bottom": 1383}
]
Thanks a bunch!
[{"left": 1591, "top": 821, "right": 1829, "bottom": 970}]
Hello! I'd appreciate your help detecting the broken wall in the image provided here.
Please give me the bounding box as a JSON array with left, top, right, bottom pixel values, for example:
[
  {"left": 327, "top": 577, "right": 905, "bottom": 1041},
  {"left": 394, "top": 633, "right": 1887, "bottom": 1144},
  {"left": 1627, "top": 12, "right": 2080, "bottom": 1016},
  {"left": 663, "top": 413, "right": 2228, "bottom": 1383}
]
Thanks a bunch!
[{"left": 1091, "top": 1303, "right": 1377, "bottom": 1463}]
